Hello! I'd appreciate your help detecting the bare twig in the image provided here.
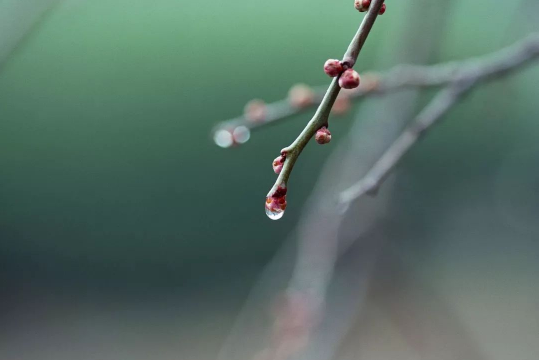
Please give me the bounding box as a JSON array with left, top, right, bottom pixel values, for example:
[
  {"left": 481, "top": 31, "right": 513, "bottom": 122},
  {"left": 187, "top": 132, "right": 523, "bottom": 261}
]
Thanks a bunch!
[
  {"left": 339, "top": 33, "right": 539, "bottom": 205},
  {"left": 339, "top": 84, "right": 472, "bottom": 205},
  {"left": 266, "top": 0, "right": 385, "bottom": 200},
  {"left": 213, "top": 34, "right": 539, "bottom": 142}
]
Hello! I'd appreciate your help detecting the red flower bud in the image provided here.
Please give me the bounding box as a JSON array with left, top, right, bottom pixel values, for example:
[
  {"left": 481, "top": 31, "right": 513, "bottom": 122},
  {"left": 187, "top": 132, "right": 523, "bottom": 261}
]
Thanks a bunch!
[
  {"left": 323, "top": 59, "right": 343, "bottom": 78},
  {"left": 338, "top": 69, "right": 361, "bottom": 89},
  {"left": 379, "top": 3, "right": 386, "bottom": 15},
  {"left": 354, "top": 0, "right": 371, "bottom": 12},
  {"left": 272, "top": 155, "right": 285, "bottom": 174},
  {"left": 315, "top": 127, "right": 332, "bottom": 145}
]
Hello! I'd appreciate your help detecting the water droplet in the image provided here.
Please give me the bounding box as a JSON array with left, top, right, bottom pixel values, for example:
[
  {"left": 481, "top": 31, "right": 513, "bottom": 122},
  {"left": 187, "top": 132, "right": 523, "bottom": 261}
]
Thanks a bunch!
[
  {"left": 233, "top": 126, "right": 250, "bottom": 144},
  {"left": 265, "top": 196, "right": 286, "bottom": 220},
  {"left": 265, "top": 206, "right": 285, "bottom": 220},
  {"left": 213, "top": 129, "right": 234, "bottom": 148}
]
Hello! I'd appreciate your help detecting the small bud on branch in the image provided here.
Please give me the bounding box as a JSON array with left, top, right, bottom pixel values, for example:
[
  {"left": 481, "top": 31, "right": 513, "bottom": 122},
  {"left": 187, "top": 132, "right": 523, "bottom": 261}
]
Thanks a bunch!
[
  {"left": 323, "top": 59, "right": 344, "bottom": 77},
  {"left": 339, "top": 69, "right": 361, "bottom": 89},
  {"left": 315, "top": 127, "right": 332, "bottom": 145},
  {"left": 273, "top": 155, "right": 285, "bottom": 174},
  {"left": 354, "top": 0, "right": 370, "bottom": 12}
]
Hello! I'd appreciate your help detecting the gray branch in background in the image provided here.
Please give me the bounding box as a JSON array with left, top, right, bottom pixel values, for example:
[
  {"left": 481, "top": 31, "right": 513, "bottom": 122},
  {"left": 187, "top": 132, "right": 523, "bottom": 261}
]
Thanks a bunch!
[
  {"left": 285, "top": 2, "right": 453, "bottom": 359},
  {"left": 339, "top": 33, "right": 539, "bottom": 206},
  {"left": 212, "top": 33, "right": 539, "bottom": 144},
  {"left": 0, "top": 0, "right": 62, "bottom": 71}
]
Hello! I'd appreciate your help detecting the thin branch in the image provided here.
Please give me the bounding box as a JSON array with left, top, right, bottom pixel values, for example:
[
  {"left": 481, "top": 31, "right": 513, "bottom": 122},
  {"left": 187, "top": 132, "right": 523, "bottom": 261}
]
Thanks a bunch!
[
  {"left": 339, "top": 33, "right": 539, "bottom": 205},
  {"left": 266, "top": 0, "right": 385, "bottom": 198},
  {"left": 212, "top": 34, "right": 539, "bottom": 141},
  {"left": 339, "top": 84, "right": 470, "bottom": 205}
]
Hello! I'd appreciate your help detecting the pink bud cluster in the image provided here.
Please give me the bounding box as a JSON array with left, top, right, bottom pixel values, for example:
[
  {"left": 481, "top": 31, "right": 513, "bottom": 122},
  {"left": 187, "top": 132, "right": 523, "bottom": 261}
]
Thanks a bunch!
[
  {"left": 354, "top": 0, "right": 386, "bottom": 14},
  {"left": 324, "top": 59, "right": 361, "bottom": 89}
]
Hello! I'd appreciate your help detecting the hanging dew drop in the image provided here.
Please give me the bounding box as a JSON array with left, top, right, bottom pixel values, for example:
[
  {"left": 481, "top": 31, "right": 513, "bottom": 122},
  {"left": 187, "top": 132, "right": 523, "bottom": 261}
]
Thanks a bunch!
[
  {"left": 265, "top": 195, "right": 287, "bottom": 220},
  {"left": 265, "top": 204, "right": 285, "bottom": 220}
]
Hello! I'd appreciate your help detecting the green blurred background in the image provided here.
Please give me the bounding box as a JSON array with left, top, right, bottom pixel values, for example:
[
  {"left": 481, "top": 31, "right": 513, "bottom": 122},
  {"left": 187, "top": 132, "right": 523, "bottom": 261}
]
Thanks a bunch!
[{"left": 0, "top": 0, "right": 538, "bottom": 359}]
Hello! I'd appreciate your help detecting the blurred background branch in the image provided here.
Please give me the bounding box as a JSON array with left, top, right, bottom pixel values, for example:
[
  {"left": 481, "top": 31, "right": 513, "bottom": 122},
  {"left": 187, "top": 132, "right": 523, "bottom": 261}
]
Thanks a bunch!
[
  {"left": 0, "top": 0, "right": 61, "bottom": 69},
  {"left": 212, "top": 34, "right": 539, "bottom": 153},
  {"left": 340, "top": 32, "right": 539, "bottom": 205}
]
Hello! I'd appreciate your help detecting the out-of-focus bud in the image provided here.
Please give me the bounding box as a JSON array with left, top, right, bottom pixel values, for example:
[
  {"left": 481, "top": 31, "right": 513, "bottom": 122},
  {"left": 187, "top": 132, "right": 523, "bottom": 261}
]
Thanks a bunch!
[
  {"left": 244, "top": 99, "right": 267, "bottom": 122},
  {"left": 288, "top": 84, "right": 315, "bottom": 108},
  {"left": 359, "top": 72, "right": 381, "bottom": 92},
  {"left": 232, "top": 126, "right": 250, "bottom": 145},
  {"left": 379, "top": 3, "right": 386, "bottom": 15},
  {"left": 332, "top": 92, "right": 352, "bottom": 116}
]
